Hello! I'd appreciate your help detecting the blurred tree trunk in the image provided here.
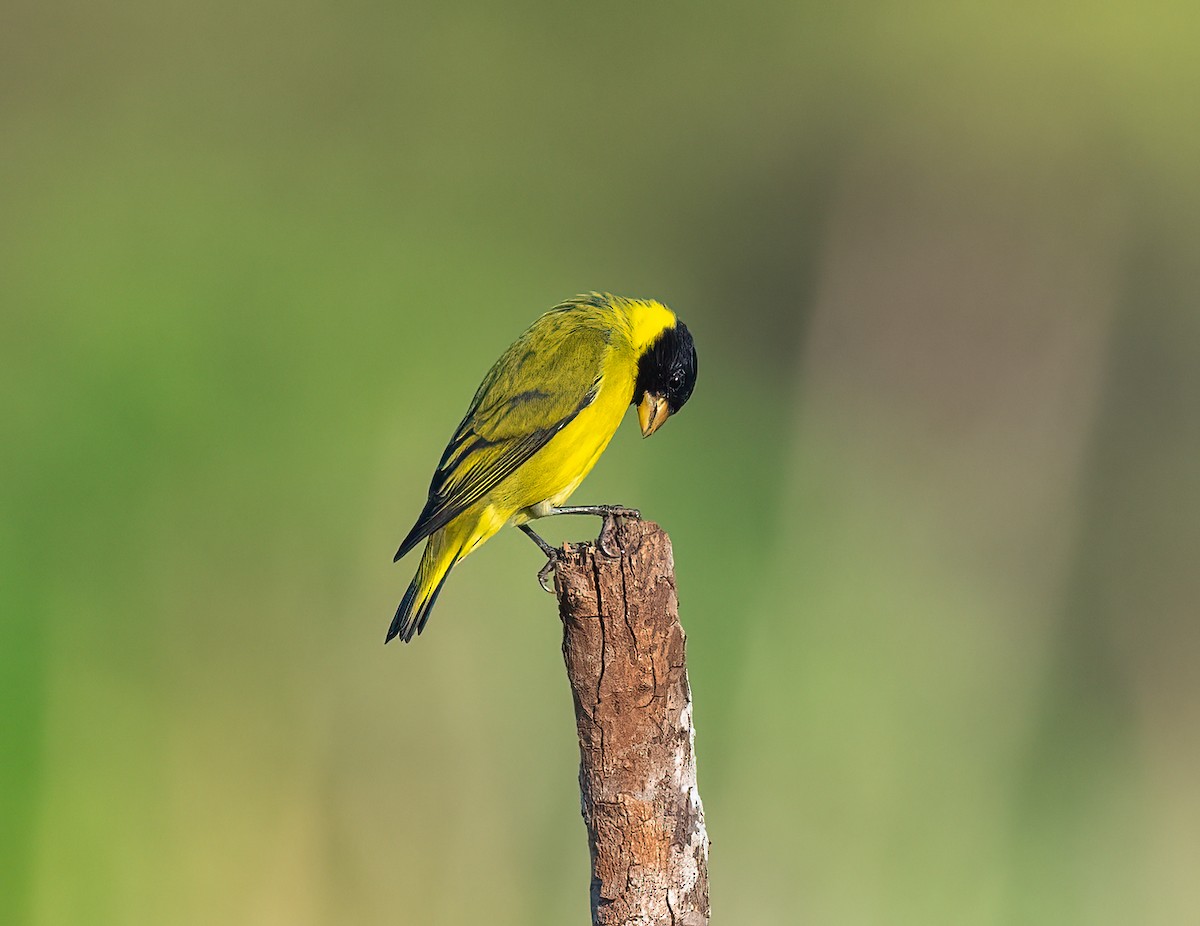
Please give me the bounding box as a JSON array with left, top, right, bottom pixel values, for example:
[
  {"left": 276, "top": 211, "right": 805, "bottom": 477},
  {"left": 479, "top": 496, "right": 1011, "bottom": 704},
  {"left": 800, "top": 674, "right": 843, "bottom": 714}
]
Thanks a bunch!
[{"left": 554, "top": 520, "right": 710, "bottom": 926}]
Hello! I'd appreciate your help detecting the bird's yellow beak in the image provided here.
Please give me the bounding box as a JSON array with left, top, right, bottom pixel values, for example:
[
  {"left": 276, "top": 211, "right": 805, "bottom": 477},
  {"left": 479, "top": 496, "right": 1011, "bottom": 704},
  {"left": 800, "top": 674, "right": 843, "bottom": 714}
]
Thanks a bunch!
[{"left": 637, "top": 392, "right": 671, "bottom": 438}]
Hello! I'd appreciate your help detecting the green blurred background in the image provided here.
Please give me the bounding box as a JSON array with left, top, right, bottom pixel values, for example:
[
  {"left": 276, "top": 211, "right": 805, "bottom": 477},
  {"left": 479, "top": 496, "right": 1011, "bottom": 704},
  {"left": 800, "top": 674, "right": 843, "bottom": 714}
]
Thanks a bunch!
[{"left": 4, "top": 2, "right": 1199, "bottom": 923}]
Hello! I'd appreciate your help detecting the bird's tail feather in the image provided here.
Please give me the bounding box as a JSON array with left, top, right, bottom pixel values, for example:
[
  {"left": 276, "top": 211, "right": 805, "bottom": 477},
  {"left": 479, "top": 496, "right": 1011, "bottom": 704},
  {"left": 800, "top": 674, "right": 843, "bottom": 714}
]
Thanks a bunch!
[{"left": 387, "top": 534, "right": 461, "bottom": 644}]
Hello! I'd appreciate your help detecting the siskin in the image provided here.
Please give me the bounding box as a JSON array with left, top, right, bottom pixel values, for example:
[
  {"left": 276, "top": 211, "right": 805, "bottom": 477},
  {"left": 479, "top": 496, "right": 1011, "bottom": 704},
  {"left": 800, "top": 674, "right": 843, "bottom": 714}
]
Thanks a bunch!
[{"left": 388, "top": 292, "right": 697, "bottom": 643}]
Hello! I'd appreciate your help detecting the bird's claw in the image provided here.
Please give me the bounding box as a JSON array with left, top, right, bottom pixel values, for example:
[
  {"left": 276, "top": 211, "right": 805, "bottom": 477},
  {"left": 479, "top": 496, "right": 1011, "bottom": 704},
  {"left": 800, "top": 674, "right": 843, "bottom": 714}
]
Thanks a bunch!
[
  {"left": 537, "top": 553, "right": 559, "bottom": 593},
  {"left": 597, "top": 506, "right": 641, "bottom": 558}
]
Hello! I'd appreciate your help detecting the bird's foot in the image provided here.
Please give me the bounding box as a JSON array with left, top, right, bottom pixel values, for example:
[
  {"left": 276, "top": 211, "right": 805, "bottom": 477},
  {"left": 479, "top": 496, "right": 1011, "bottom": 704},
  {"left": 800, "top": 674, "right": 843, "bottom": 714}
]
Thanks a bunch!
[
  {"left": 596, "top": 506, "right": 641, "bottom": 558},
  {"left": 537, "top": 550, "right": 560, "bottom": 593},
  {"left": 518, "top": 523, "right": 562, "bottom": 592}
]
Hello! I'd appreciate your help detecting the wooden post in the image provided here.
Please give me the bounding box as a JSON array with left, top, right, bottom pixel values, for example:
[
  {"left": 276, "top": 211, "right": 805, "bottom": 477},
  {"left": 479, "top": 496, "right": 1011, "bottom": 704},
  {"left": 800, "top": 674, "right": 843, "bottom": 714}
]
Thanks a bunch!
[{"left": 553, "top": 519, "right": 710, "bottom": 926}]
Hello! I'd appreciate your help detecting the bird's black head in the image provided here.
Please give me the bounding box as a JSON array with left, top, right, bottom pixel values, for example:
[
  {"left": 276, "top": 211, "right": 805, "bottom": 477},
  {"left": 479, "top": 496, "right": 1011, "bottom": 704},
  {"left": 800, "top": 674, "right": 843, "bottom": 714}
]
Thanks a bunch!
[{"left": 633, "top": 319, "right": 698, "bottom": 437}]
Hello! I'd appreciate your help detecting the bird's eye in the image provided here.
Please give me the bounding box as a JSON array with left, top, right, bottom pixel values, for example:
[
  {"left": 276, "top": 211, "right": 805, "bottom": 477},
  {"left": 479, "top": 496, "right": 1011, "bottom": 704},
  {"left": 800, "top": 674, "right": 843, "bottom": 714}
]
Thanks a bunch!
[{"left": 670, "top": 370, "right": 684, "bottom": 387}]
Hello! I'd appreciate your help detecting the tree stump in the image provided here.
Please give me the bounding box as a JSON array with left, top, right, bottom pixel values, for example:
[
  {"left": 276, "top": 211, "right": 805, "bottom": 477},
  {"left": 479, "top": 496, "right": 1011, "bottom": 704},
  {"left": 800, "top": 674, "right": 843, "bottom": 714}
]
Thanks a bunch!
[{"left": 554, "top": 519, "right": 710, "bottom": 926}]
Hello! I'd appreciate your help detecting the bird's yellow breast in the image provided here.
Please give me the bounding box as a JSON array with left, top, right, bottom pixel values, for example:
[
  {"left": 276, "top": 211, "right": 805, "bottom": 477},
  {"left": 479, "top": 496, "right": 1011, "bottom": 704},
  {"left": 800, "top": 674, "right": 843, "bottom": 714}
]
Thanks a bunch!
[{"left": 499, "top": 357, "right": 635, "bottom": 520}]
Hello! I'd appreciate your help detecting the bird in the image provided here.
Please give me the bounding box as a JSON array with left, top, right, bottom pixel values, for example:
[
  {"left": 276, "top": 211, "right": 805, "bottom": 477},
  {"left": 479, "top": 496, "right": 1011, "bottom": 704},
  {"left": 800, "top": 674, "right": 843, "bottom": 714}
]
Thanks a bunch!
[{"left": 387, "top": 292, "right": 698, "bottom": 644}]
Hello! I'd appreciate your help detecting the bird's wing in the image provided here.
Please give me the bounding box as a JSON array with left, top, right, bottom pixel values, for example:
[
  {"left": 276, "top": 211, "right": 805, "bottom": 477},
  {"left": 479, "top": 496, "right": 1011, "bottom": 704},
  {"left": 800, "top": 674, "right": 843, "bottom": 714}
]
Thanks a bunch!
[{"left": 394, "top": 321, "right": 612, "bottom": 561}]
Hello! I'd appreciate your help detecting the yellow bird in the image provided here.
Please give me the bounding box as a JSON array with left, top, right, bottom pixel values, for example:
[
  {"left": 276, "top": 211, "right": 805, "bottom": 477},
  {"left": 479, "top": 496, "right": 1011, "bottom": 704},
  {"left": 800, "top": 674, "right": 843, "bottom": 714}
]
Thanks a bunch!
[{"left": 387, "top": 292, "right": 698, "bottom": 643}]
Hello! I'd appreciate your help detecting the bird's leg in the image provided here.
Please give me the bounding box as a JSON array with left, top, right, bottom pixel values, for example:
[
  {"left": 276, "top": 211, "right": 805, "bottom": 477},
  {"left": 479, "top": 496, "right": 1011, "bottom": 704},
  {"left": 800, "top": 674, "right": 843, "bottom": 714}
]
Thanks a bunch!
[
  {"left": 540, "top": 505, "right": 642, "bottom": 558},
  {"left": 518, "top": 523, "right": 560, "bottom": 593}
]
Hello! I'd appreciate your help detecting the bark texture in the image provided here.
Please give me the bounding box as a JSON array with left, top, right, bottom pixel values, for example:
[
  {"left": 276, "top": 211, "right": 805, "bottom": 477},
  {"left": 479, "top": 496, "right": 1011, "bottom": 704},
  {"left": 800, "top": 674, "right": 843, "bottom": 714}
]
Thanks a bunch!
[{"left": 554, "top": 519, "right": 710, "bottom": 926}]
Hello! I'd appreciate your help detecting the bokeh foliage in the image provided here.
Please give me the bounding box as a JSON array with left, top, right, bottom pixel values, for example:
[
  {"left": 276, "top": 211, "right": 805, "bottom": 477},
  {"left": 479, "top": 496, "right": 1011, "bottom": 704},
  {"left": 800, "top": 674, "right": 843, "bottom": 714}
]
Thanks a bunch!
[{"left": 3, "top": 1, "right": 1199, "bottom": 923}]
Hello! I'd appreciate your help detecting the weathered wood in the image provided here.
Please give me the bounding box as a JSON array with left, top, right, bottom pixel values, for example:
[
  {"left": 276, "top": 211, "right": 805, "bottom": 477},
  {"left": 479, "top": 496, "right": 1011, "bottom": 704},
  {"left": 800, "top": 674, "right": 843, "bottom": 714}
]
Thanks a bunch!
[{"left": 554, "top": 519, "right": 710, "bottom": 926}]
